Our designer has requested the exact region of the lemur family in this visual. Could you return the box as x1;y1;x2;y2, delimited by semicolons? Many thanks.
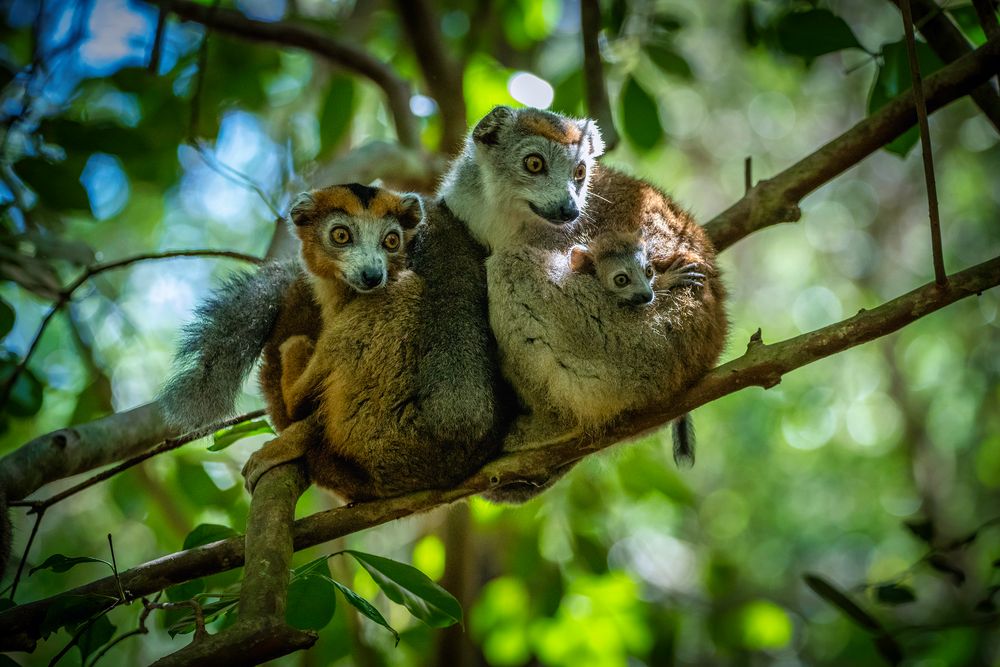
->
161;106;727;503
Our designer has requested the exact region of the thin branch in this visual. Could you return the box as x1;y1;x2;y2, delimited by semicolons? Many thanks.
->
148;6;167;74
393;0;467;154
581;0;619;151
149;0;419;148
901;0;947;286
190;140;283;219
4;255;997;651
704;35;1000;251
0;250;263;410
890;0;1000;131
744;156;752;193
8;509;44;601
188;0;221;140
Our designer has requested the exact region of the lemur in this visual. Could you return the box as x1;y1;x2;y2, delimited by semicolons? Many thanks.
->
238;185;499;499
463;129;727;501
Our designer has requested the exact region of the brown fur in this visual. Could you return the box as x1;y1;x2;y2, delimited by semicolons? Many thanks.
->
516;110;583;145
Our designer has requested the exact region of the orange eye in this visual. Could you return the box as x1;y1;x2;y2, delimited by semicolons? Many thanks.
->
523;154;545;174
574;162;587;181
645;265;654;279
383;232;400;251
614;274;630;287
331;226;352;245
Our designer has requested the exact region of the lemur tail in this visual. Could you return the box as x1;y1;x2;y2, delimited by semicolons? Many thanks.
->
672;413;696;468
158;261;300;431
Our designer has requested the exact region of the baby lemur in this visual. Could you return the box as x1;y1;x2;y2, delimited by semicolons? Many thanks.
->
240;185;496;499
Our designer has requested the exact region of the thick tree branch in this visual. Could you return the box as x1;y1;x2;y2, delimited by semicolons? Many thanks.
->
147;0;420;148
704;35;1000;251
393;0;467;154
3;255;997;651
889;0;1000;131
581;0;619;150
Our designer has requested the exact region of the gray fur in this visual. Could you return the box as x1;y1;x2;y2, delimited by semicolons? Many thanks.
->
159;261;301;430
571;241;656;307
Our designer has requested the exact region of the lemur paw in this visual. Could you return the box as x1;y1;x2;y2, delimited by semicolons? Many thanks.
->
657;257;707;290
242;448;293;494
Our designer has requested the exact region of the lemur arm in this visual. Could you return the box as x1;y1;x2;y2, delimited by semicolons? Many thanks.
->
279;335;324;422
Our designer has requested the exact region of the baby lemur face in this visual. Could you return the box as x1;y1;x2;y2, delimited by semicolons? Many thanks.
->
289;183;423;293
472;106;604;229
570;233;656;307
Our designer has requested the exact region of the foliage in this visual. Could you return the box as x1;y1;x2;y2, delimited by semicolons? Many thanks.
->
1;0;998;665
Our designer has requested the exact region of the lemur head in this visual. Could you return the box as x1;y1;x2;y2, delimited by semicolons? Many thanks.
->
289;183;423;293
446;106;604;248
570;231;656;307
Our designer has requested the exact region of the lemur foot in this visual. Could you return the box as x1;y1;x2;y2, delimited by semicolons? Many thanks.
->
241;421;312;493
657;256;706;290
505;414;583;452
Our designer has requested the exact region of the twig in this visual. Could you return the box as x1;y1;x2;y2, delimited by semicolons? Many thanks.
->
704;35;1000;251
146;598;208;641
9;409;266;514
190;140;283;219
901;0;947;286
972;0;1000;42
189;0;221;140
744;156;753;193
150;0;419;147
581;0;620;151
8;509;44;601
106;534;126;604
0;250;263;410
148;6;167;74
85;601;154;667
3;255;997;650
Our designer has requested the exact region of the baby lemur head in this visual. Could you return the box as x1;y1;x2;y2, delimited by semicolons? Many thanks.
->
289;183;423;292
570;231;656;307
446;106;604;247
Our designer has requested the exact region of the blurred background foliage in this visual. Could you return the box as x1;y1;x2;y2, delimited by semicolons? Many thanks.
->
1;0;999;664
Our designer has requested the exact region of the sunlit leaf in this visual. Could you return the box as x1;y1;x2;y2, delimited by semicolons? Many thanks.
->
330;578;399;644
775;9;862;60
874;584;916;605
30;554;112;577
803;574;882;632
183;523;238;550
210;419;274;452
948;6;989;47
346;550;462;628
77;613;115;663
286;575;337;631
620;76;663;151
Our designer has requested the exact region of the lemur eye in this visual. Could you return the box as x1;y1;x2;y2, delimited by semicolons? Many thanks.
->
523;154;546;174
383;232;401;251
330;226;352;245
614;273;630;287
574;162;587;181
645;265;654;279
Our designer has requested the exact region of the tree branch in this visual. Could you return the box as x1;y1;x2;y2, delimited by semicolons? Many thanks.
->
889;0;1000;132
704;35;1000;251
972;0;1000;43
393;0;467;154
4;255;997;651
147;0;420;148
581;0;620;150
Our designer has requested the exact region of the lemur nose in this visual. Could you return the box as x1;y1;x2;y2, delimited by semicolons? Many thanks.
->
557;201;580;222
633;291;654;305
361;269;383;288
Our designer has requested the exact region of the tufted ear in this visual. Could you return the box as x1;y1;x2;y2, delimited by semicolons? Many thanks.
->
577;119;605;158
289;191;316;226
569;245;596;274
473;106;515;146
397;193;424;229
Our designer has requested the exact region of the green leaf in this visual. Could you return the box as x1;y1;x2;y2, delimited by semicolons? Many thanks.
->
167;599;237;637
210;419;274;452
165;578;206;602
39;595;110;638
803;574;883;633
329;578;399;645
0;297;13;339
0;654;20;667
77;613;115;663
927;555;965;586
319;76;355;154
874;584;916;605
30;554;112;577
183;523;238;550
646;44;694;80
0;358;44;418
346;550;462;628
868;40;943;156
619;76;663;152
948;6;989;47
286;575;337;631
15;156;91;211
775;9;862;60
292;555;332;580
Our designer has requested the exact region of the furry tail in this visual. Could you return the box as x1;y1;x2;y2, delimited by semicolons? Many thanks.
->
672;413;696;468
158;261;300;431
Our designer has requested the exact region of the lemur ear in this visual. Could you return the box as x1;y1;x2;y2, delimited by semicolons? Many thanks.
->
289;191;316;226
569;245;596;274
577;119;605;158
397;193;424;229
473;106;515;146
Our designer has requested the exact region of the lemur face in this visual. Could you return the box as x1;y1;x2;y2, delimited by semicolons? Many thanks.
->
289;184;423;293
473;106;604;228
570;243;656;307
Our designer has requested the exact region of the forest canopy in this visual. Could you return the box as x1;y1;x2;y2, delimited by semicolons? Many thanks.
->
0;0;999;665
